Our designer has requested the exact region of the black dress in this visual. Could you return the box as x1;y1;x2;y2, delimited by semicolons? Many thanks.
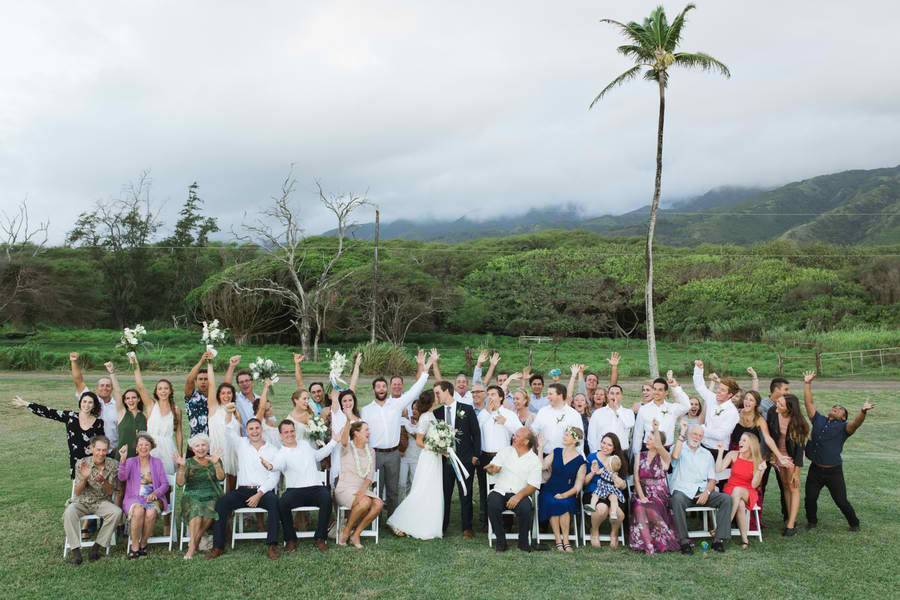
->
28;402;106;479
730;421;762;453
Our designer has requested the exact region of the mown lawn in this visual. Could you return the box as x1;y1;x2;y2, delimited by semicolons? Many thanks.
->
0;373;897;600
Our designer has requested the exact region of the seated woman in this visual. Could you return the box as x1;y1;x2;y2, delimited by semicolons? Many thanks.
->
538;427;586;552
334;421;383;548
629;421;680;554
176;434;224;559
716;433;766;548
118;433;169;559
584;433;628;548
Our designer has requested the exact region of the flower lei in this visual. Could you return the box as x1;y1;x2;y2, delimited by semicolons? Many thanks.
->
350;442;372;478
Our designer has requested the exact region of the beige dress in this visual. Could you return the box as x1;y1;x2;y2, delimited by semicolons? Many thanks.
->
334;443;378;507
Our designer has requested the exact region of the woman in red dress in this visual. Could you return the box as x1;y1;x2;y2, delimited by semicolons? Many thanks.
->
716;433;766;548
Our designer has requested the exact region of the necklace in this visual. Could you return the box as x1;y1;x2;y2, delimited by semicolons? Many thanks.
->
350;443;371;477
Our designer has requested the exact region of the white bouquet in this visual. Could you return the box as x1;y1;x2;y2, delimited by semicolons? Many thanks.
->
117;324;147;359
201;319;227;357
306;413;329;447
424;420;457;455
329;351;348;390
249;356;280;384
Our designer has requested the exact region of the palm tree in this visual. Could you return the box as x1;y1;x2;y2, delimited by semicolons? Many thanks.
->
589;3;729;377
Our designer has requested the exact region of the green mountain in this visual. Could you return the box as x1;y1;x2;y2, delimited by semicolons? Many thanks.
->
336;166;900;245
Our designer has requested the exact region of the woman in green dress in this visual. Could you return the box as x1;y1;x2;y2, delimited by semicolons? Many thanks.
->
105;362;149;457
176;433;224;559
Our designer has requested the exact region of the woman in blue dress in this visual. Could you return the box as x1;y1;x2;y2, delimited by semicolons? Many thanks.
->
538;426;587;552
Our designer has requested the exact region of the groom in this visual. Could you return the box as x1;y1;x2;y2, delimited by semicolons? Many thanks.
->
433;380;481;538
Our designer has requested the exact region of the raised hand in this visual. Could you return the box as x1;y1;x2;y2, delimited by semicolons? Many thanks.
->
666;370;677;387
709;372;720;383
225;402;237;414
202;350;215;362
69;352;80;362
355;352;364;366
694;359;704;370
127;353;137;367
173;453;186;467
104;361;115;374
716;442;727;452
490;352;501;366
679;421;688;436
607;352;620;367
803;370;816;384
229;355;242;367
209;454;221;464
429;348;440;363
119;445;128;461
506;372;522;383
292;353;305;365
570;363;580;375
758;461;767;472
862;400;875;414
477;350;489;365
12;395;28;408
79;460;92;479
746;366;758;378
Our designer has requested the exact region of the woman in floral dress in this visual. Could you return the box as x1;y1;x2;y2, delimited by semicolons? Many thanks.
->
629;421;680;554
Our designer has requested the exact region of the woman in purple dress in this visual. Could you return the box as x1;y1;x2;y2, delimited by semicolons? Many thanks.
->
629;420;680;554
118;433;169;559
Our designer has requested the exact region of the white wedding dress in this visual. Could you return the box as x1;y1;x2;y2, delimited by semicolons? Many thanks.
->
148;402;177;476
387;412;444;539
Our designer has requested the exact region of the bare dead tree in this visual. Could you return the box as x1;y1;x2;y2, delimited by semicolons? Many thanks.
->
0;199;49;321
198;282;286;345
231;168;367;359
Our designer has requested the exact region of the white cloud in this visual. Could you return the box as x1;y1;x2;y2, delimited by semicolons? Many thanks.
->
1;0;898;241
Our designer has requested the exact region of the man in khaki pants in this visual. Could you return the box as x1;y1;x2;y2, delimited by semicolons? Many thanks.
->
63;435;122;564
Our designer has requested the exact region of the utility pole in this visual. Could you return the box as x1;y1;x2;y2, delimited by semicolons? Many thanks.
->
370;207;380;344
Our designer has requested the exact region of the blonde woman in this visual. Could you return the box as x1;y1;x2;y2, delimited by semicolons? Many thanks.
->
716;433;766;548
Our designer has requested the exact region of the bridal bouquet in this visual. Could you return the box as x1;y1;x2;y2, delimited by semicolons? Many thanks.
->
249;356;280;384
117;324;147;359
329;351;348;390
425;421;457;455
201;319;227;358
306;414;329;447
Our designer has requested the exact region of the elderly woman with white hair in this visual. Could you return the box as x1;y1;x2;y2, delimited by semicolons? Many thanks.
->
175;434;224;559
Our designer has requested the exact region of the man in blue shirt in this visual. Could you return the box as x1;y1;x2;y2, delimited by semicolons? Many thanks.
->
669;422;733;554
802;371;873;531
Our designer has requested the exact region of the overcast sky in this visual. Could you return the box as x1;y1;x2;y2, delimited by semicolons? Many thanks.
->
2;0;898;243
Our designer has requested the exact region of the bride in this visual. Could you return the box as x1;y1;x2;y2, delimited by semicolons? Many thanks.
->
387;390;444;539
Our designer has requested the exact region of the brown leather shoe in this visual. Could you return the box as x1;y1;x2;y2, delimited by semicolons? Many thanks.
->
314;539;328;552
463;529;474;540
267;545;280;560
206;547;224;560
284;540;298;553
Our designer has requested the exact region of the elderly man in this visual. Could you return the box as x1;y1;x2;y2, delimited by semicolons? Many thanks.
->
208;408;280;560
63;435;122;565
484;427;542;552
803;372;873;531
669;422;732;554
265;420;337;552
70;353;118;450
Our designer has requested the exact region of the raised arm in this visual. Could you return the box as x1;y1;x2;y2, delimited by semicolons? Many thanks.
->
500;372;522;396
671;421;687;461
747;367;759;393
692;360;717;406
715;445;735;472
293;353;305;390
607;352;620;386
846;401;874;435
472;350;488;385
185;352;211;397
340;412;352;447
104;362;124;416
70;352;87;395
431;348;443;383
668;370;691;415
802;371;817;420
482;352;500;387
255;379;272;422
206;358;218;416
349;352;362;392
566;364;581;399
13;396;67;422
129;355;153;417
224;355;241;385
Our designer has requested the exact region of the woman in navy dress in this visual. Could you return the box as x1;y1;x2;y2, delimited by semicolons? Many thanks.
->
538;427;586;552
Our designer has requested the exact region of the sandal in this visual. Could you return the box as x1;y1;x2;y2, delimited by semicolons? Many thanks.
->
563;544;574;553
127;549;140;560
741;537;750;549
555;543;565;552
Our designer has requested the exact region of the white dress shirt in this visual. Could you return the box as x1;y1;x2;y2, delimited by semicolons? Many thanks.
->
225;419;279;493
693;367;740;449
81;387;119;449
489;446;543;495
477;407;522;453
631;385;691;451
588;405;636;454
272;440;336;489
360;373;429;449
532;403;584;453
454;390;474;406
235;390;259;436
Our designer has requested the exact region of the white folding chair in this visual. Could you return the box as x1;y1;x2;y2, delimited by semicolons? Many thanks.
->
731;507;763;542
534;489;581;548
336;471;379;544
127;474;177;551
288;471;329;541
179;479;226;551
684;469;730;539
485;474;538;547
63;481;116;558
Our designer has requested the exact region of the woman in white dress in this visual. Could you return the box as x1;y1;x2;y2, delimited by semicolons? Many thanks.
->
329;388;361;486
387;390;444;540
131;356;183;476
206;363;237;487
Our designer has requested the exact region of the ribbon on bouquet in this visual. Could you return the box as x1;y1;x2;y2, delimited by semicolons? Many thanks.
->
447;447;470;496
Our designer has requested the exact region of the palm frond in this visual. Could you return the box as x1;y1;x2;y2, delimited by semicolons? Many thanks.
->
648;6;669;48
600;18;655;49
664;3;697;51
617;44;655;62
589;65;643;109
673;51;731;77
643;68;665;86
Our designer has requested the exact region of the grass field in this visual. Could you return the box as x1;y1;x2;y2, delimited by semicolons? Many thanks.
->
0;371;897;600
2;327;900;378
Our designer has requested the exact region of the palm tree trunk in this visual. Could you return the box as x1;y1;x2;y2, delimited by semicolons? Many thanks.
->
645;78;666;379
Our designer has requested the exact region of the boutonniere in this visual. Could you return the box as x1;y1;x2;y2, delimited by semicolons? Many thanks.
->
556;415;565;424
714;407;724;417
660;408;670;417
457;409;466;419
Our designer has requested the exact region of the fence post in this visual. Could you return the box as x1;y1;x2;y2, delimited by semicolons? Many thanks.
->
464;347;473;373
777;352;784;376
880;349;885;372
815;351;822;376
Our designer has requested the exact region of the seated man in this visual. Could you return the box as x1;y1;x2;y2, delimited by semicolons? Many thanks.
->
484;427;542;552
208;408;280;560
669;423;732;554
63;435;122;565
264;419;336;552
